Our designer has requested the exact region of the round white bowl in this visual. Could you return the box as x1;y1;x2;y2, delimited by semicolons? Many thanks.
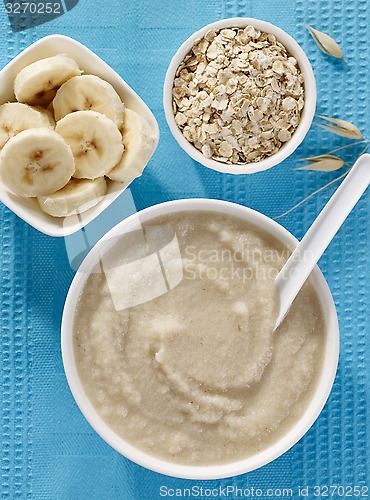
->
61;199;339;480
163;18;316;175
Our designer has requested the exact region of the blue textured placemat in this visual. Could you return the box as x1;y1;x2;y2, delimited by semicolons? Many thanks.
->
0;0;369;498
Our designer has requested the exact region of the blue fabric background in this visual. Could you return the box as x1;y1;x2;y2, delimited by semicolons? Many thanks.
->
0;0;369;498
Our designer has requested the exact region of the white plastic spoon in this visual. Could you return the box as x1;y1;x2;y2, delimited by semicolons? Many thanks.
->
274;153;370;330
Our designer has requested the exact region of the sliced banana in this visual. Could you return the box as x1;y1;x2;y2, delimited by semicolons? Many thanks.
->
53;75;125;128
0;102;55;151
38;177;107;217
0;128;75;197
14;54;82;107
107;109;156;183
55;110;124;179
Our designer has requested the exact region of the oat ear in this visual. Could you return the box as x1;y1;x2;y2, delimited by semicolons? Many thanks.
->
317;116;363;140
305;25;346;61
295;154;345;172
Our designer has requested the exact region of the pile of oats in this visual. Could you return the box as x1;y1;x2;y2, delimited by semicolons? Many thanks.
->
172;26;305;165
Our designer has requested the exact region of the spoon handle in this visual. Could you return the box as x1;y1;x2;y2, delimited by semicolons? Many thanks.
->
274;153;370;330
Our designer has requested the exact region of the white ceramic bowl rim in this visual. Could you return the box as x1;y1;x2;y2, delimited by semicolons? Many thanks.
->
163;18;317;174
62;199;339;480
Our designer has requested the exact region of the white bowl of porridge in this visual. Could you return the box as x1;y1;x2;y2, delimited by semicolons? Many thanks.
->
61;199;339;479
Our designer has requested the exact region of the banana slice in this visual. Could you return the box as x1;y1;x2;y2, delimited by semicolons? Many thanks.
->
38;177;107;217
0;128;75;197
107;109;156;183
14;54;82;107
0;102;55;151
53;75;125;128
55;110;124;179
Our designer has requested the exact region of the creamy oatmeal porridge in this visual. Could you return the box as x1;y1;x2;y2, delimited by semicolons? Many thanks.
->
73;211;325;465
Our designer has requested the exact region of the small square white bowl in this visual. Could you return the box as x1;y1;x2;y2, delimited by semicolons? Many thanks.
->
0;34;160;237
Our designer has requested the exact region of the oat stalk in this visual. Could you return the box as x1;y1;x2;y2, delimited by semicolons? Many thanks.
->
276;141;369;219
274;170;350;220
324;139;369;155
